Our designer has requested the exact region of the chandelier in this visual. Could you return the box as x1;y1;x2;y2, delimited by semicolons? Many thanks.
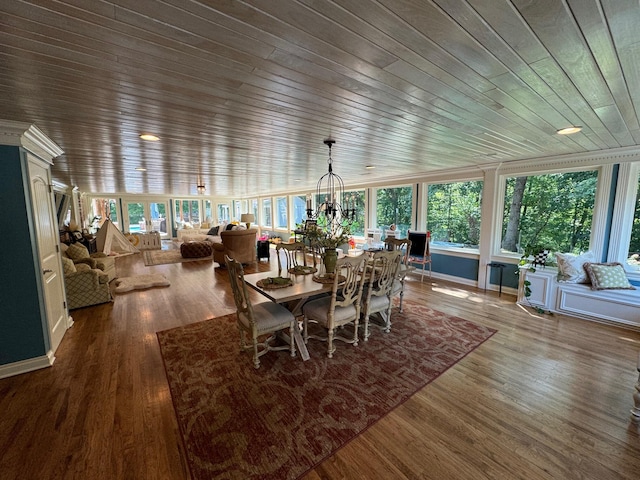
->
306;139;356;236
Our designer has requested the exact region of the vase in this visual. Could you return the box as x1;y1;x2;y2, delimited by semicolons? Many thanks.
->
323;248;338;274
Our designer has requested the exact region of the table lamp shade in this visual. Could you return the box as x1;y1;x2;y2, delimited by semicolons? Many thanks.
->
241;214;255;229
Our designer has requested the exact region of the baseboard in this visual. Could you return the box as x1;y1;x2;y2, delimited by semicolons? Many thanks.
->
0;351;55;379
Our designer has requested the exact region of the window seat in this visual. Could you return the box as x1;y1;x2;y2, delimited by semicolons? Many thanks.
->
517;266;640;331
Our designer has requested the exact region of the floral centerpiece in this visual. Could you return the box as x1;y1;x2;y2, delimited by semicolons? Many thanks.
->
304;224;351;249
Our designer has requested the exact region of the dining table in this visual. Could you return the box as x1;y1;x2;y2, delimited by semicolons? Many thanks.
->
243;270;336;361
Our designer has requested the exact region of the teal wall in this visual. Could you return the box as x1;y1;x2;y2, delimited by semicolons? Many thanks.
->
0;145;48;365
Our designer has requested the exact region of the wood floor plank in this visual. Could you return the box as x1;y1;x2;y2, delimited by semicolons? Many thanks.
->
0;244;639;479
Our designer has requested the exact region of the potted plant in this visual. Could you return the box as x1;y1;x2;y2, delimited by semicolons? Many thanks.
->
305;224;351;274
518;244;553;314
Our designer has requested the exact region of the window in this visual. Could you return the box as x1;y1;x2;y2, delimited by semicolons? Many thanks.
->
291;195;307;229
262;198;272;227
625;170;640;271
275;197;287;229
427;180;482;248
501;171;597;255
376;186;413;237
204;200;212;223
174;199;200;225
344;189;365;236
90;198;119;230
217;203;230;223
250;199;258;224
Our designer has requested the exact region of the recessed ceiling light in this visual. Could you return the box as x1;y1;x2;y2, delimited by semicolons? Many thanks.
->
365;165;376;169
556;126;582;135
135;167;147;172
139;133;160;141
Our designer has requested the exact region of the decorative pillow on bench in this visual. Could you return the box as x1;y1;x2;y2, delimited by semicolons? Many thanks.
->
556;251;596;283
583;262;635;290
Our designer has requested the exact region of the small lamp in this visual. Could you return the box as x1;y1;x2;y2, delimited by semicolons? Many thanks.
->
241;213;255;229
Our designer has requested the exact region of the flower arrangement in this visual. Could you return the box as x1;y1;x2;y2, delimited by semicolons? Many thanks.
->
305;224;351;249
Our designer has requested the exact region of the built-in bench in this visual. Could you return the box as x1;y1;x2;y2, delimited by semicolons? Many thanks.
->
517;266;640;331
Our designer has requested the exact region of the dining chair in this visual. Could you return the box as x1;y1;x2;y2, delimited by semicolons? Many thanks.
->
225;255;297;368
383;237;414;312
276;241;312;274
302;255;367;358
361;250;402;340
407;230;432;281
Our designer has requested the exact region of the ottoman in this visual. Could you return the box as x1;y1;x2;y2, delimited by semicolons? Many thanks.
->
180;241;213;258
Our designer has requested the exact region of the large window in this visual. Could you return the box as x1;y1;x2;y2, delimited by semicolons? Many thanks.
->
344;189;365;236
626;171;640;271
217;203;230;223
90;198;119;230
291;195;307;229
501;171;597;255
275;196;288;229
376;186;413;237
262;198;272;227
174;199;200;225
427;180;482;248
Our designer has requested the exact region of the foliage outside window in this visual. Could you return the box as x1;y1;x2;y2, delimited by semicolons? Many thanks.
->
174;199;200;224
427;180;482;248
376;186;413;237
91;198;119;229
501;171;597;255
626;172;640;270
262;198;272;227
344;189;365;236
250;199;258;224
275;197;287;229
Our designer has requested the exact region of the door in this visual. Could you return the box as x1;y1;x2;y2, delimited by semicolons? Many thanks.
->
28;154;69;353
125;200;169;238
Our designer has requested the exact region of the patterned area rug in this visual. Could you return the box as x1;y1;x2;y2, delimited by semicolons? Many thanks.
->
142;249;218;266
157;302;496;480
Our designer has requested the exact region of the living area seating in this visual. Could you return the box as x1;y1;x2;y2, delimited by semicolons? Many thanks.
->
61;242;117;282
225;255;296;368
212;229;258;266
60;256;111;310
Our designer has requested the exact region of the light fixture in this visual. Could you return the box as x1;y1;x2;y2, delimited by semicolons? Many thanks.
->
197;183;206;195
135;167;147;172
306;139;356;237
139;133;160;141
240;213;255;229
557;126;582;135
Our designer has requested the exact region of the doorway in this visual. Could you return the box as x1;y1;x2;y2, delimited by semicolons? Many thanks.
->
124;200;170;238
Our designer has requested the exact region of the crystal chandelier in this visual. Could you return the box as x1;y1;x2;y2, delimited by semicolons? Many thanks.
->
306;139;356;237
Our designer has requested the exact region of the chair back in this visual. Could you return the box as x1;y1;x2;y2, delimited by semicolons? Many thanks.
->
384;237;411;266
276;242;308;274
327;255;367;323
366;250;402;299
225;255;255;327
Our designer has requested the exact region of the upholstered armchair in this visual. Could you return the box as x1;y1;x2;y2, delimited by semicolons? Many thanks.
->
213;229;258;266
60;257;112;310
61;242;117;281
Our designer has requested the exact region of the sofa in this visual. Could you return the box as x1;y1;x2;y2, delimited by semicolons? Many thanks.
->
60;256;112;310
213;229;258;266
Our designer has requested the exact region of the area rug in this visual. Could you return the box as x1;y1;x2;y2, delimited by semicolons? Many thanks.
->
157;301;496;480
142;249;218;267
113;273;170;293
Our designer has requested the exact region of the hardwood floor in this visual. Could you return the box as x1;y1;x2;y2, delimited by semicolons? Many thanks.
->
1;246;639;479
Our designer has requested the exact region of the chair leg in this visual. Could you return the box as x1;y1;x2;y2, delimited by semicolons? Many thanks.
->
399;283;405;313
252;337;260;369
288;323;297;357
327;328;335;358
363;314;370;341
352;318;359;347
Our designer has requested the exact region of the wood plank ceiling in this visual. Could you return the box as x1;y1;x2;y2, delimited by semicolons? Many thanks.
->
1;0;640;197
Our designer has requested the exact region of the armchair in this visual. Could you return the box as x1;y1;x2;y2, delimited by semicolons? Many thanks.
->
61;242;117;281
61;257;111;310
213;228;258;266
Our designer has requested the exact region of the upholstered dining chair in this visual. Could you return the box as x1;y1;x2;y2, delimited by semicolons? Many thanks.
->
384;237;414;312
225;255;297;368
407;230;432;281
302;255;367;358
361;250;402;341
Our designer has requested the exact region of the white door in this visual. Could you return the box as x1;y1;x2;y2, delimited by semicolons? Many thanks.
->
28;154;69;353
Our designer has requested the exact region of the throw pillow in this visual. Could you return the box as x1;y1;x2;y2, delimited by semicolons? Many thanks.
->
584;262;635;290
207;226;219;236
555;251;596;283
226;223;235;231
65;242;90;262
61;256;76;275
